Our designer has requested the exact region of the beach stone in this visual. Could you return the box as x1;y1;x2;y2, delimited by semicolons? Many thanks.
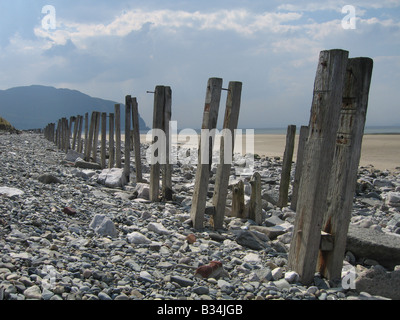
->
388;213;400;228
271;267;284;280
148;222;171;235
387;192;400;207
38;174;62;184
65;150;84;162
127;232;152;245
250;224;290;240
75;158;102;170
284;271;300;283
24;285;42;300
373;179;395;188
346;224;400;269
0;187;24;198
355;267;400;299
97;168;127;188
89;214;118;238
133;183;150;200
171;275;194;287
234;230;269;251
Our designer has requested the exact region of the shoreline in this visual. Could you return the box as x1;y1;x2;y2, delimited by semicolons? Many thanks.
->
136;133;399;172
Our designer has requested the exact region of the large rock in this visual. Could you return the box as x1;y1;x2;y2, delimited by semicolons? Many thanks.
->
355;267;400;299
97;168;127;188
38;174;62;184
250;223;292;240
65;149;84;162
386;192;400;207
132;183;150;200
346;224;400;270
0;187;24;198
234;230;270;251
89;214;118;238
75;158;102;170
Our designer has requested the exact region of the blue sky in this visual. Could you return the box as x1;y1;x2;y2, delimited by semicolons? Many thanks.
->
1;0;399;129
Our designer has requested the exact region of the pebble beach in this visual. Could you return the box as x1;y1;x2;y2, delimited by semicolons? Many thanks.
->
1;131;400;301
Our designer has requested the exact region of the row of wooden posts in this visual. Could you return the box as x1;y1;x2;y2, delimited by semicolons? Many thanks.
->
43;49;373;286
43;97;143;183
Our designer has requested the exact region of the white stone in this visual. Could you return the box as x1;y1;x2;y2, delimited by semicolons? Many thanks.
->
271;267;284;280
97;168;127;188
148;222;171;235
284;271;300;283
0;186;24;198
127;232;152;245
387;192;400;207
243;252;261;264
89;214;118;238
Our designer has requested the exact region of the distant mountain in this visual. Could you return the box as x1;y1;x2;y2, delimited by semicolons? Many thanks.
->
0;85;149;130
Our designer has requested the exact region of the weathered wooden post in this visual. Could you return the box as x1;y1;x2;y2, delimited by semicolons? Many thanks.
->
162;87;173;201
232;180;246;219
85;112;96;162
149;87;165;202
317;57;374;281
290;126;309;211
190;78;223;229
288;49;349;285
56;119;61;149
101;112;107;168
63;118;70;153
77;115;83;154
125;97;132;182
108;113;115;169
92;112;101;163
72;116;78;150
115;104;122;168
277;125;296;208
212;81;242;230
248;172;262;225
131;98;143;182
84;113;89;155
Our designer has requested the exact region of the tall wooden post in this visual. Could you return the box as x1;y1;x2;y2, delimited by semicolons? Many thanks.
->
162;87;173;201
92;112;101;163
101;112;107;168
77;115;83;154
288;49;349;285
190;78;223;229
72;116;78;150
84;113;89;155
277;125;296;208
149;86;165;202
115;104;122;168
85;112;96;162
131;98;143;182
290;126;309;211
125;97;132;182
108;113;115;169
317;57;373;281
212;81;242;229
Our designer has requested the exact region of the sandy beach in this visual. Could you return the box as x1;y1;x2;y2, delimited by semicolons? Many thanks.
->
139;133;400;172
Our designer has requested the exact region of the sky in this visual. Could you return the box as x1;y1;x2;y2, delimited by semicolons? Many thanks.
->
0;0;399;129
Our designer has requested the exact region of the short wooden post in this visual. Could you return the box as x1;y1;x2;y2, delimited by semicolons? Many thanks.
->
115;104;122;168
124;97;132;181
108;113;115;169
248;172;262;224
162;87;173;201
288;49;349;285
190;78;223;229
277;125;296;208
101;112;107;168
77;115;83;154
212;81;242;230
317;57;374;281
92;112;101;163
149;86;165;202
85;112;96;162
290;126;309;211
232;180;246;219
131;98;143;182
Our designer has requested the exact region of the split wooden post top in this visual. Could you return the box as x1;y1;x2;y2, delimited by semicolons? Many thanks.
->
317;57;374;281
212;81;242;230
190;78;223;230
288;49;349;285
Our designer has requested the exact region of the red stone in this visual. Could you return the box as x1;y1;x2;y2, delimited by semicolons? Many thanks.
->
63;207;77;216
